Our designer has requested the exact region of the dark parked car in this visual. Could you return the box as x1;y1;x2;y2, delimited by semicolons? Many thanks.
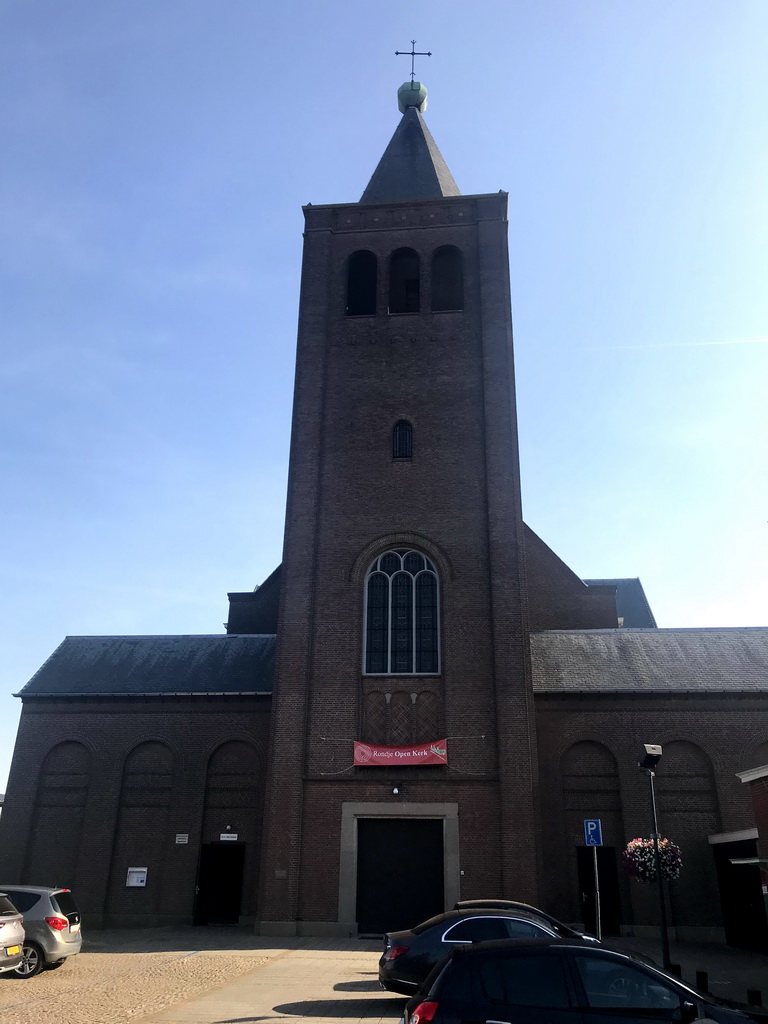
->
454;899;600;944
0;886;82;978
379;908;561;995
403;939;768;1024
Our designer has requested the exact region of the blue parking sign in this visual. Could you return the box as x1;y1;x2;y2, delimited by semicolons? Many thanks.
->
584;819;603;846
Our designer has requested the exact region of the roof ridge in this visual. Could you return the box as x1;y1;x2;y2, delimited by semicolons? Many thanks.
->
61;633;278;640
533;626;768;634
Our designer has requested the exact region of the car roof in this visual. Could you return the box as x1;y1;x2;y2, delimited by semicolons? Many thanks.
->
0;885;68;895
452;937;630;957
452;908;551;919
455;900;546;911
412;907;559;933
453;900;583;929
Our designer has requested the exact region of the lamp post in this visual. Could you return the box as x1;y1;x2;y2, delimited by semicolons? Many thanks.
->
638;744;671;970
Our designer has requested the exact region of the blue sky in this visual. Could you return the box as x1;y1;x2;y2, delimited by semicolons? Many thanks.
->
1;0;767;790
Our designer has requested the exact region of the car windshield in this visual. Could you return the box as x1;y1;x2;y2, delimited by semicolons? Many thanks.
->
580;954;709;1004
2;890;41;913
52;891;79;916
412;913;451;935
0;895;19;916
638;961;709;1002
456;902;577;936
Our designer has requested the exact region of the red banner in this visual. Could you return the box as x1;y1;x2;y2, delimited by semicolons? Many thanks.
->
354;739;448;766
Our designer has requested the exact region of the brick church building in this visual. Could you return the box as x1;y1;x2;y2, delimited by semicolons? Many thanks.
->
1;81;767;948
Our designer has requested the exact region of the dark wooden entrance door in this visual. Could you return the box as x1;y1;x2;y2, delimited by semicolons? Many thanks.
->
712;838;768;951
577;845;622;936
356;818;444;934
194;842;246;925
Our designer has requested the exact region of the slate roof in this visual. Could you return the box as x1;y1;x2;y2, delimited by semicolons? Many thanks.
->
583;577;657;627
17;635;276;698
360;106;461;203
531;628;768;694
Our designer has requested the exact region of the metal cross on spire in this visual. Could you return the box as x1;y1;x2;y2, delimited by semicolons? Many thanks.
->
395;40;432;81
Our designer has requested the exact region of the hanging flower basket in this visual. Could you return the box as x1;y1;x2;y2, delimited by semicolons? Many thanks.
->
622;838;682;882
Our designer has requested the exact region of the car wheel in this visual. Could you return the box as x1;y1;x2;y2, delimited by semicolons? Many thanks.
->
45;959;67;970
11;942;45;979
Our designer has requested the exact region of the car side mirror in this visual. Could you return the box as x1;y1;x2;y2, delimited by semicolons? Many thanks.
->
681;1001;698;1024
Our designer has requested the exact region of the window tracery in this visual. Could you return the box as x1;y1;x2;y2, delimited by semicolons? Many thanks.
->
364;549;439;674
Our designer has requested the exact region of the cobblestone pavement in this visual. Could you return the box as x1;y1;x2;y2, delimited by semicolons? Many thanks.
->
142;941;404;1024
0;928;272;1024
0;930;398;1024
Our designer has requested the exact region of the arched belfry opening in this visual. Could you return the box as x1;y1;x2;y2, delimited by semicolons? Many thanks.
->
389;248;420;314
431;245;463;311
346;250;377;316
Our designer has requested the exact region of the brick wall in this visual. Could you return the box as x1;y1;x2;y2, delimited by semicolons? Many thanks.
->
0;696;271;926
536;694;761;936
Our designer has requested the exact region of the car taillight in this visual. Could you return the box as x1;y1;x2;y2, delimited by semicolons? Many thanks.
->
45;916;68;931
384;944;409;961
411;1001;439;1024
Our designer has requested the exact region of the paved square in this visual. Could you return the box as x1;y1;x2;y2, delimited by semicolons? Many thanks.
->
0;932;406;1024
144;943;406;1024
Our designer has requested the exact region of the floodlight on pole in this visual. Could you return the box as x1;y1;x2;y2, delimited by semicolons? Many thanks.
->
637;743;671;970
639;744;663;771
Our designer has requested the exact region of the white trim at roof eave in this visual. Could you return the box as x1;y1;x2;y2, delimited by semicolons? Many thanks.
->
736;763;768;784
531;626;768;634
708;828;759;844
532;686;768;694
16;690;273;698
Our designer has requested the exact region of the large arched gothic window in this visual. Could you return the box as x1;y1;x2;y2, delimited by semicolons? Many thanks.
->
364;549;439;674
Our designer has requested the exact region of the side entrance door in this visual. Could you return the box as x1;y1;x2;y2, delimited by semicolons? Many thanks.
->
194;842;246;925
712;838;768;951
576;845;622;936
356;818;444;934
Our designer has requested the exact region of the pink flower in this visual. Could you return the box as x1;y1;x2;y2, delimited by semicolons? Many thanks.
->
622;838;682;882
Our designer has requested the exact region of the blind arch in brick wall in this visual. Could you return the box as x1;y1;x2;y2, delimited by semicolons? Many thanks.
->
27;740;91;886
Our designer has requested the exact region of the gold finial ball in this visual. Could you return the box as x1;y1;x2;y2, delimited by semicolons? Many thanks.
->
398;81;428;113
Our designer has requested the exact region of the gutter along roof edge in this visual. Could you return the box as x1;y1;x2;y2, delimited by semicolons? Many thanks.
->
15;690;273;699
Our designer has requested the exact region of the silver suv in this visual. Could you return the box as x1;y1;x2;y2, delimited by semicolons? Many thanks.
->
0;886;82;978
0;893;25;974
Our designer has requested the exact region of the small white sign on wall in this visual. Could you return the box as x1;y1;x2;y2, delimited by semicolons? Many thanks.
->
126;867;147;887
219;833;238;842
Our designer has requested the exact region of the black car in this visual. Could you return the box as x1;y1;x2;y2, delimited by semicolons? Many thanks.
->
379;908;561;995
454;900;601;944
404;939;768;1024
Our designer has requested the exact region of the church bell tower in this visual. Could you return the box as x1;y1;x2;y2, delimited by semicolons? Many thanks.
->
257;79;541;935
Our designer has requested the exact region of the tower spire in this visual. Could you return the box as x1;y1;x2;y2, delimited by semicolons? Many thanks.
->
359;79;460;204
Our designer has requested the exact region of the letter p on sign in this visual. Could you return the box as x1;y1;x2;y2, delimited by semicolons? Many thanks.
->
584;819;603;846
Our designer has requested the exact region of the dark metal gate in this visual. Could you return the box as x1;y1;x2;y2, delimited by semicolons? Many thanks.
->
577;845;622;936
356;818;444;934
712;838;768;951
194;842;246;925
